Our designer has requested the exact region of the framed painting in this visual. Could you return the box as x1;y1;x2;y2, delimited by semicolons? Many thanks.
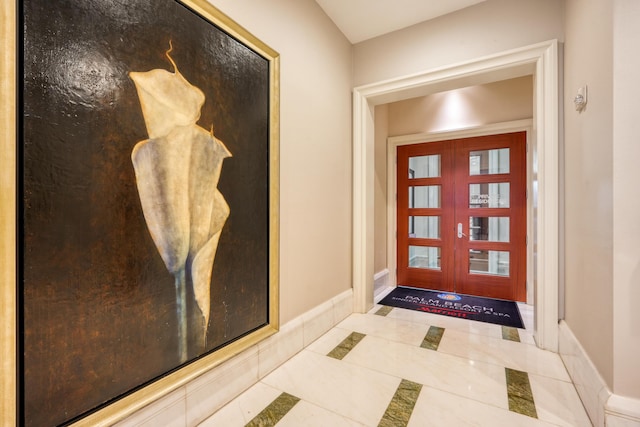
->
2;0;279;425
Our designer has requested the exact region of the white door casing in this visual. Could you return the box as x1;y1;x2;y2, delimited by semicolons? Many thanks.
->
352;40;560;351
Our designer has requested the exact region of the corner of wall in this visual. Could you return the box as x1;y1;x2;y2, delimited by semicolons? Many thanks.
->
557;320;640;427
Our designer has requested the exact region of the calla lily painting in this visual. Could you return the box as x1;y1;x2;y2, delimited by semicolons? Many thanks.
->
20;0;277;425
130;44;232;362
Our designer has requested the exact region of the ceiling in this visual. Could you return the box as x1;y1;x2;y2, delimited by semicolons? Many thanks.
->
314;0;486;44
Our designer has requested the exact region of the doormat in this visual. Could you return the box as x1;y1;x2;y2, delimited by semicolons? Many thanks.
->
379;287;524;329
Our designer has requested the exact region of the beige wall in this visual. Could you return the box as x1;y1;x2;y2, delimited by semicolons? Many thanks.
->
388;76;533;136
564;0;614;389
564;0;640;402
612;0;640;400
209;0;353;323
353;0;565;86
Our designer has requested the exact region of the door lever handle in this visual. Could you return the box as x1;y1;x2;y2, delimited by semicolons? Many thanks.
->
457;223;467;239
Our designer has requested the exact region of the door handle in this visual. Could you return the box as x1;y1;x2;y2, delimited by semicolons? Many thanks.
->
457;223;467;239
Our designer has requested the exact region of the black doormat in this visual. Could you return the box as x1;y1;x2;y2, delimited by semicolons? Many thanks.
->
379;287;524;329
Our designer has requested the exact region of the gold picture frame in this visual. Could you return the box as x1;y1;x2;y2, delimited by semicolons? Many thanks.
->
2;0;279;424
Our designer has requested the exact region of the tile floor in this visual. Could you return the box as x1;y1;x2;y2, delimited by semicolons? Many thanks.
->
200;303;592;426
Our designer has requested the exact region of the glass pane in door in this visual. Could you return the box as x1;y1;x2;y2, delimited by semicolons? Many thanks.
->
409;216;440;239
469;183;510;208
469;148;510;175
409;155;440;178
409;186;441;208
469;217;510;242
409;246;441;270
469;250;510;276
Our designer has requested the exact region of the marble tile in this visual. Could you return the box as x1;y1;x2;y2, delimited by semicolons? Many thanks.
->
245;392;300;427
529;372;592;427
375;305;393;316
379;379;422;427
518;303;535;332
185;347;260;426
114;387;186;427
276;399;367;427
260;349;401;426
408;386;557;427
194;303;590;427
327;331;366;360
502;326;521;342
343;334;509;409
519;328;537;346
199;382;282;427
336;312;431;347
506;367;538;418
305;326;354;356
420;326;444;351
438;327;571;381
387;306;504;340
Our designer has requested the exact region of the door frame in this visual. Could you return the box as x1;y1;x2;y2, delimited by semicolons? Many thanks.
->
387;122;533;303
353;40;560;351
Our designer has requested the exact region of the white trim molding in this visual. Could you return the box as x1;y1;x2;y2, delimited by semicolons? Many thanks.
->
373;268;390;292
606;395;640;427
353;40;560;351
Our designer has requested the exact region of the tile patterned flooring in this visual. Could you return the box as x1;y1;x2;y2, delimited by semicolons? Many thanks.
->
200;303;592;426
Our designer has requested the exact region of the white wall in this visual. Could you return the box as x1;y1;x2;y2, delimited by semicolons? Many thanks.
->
564;0;640;411
208;0;353;323
564;0;614;390
612;0;640;401
353;0;564;86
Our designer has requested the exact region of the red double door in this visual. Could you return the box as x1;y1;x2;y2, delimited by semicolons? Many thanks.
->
397;132;526;302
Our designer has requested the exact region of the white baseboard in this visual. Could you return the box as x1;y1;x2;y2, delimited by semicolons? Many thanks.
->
114;289;354;427
606;395;640;426
374;269;391;301
559;321;640;427
374;268;389;288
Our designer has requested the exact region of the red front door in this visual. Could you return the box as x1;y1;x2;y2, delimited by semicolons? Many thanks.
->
396;132;526;301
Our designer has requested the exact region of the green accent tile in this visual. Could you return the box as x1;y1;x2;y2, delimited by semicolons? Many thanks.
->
420;326;445;350
327;332;366;360
375;305;393;316
245;392;300;427
502;326;521;342
378;379;422;427
506;368;538;419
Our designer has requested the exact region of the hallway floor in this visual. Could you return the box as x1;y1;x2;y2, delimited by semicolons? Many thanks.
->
200;302;592;426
